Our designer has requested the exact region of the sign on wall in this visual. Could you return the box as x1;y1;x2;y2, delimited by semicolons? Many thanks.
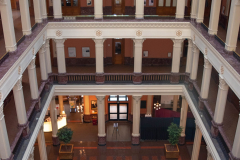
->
143;51;148;57
82;47;90;57
68;47;76;57
149;0;154;6
87;0;92;6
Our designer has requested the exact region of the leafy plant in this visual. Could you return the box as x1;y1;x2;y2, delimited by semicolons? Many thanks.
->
57;127;73;145
167;123;183;146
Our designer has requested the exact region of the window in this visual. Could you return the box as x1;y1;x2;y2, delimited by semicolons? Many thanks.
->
141;101;147;109
109;95;128;101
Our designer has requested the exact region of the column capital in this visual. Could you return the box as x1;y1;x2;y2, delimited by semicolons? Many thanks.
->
172;39;184;47
45;39;50;45
93;39;105;44
14;76;23;90
204;57;212;69
0;102;4;121
133;39;145;44
39;45;46;55
188;39;193;47
195;120;200;129
54;39;66;47
181;95;186;99
132;95;142;102
96;95;105;103
219;75;229;90
28;57;36;70
192;44;199;52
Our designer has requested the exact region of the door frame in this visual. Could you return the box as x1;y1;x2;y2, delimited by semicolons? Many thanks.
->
112;39;125;64
108;103;128;121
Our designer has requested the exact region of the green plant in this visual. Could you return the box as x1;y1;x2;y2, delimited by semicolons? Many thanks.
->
167;123;183;146
57;127;73;145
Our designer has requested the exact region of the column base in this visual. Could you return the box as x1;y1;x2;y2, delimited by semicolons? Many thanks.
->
42;80;50;91
170;73;180;84
84;114;91;123
198;97;207;110
96;73;105;84
57;74;68;84
48;73;54;84
98;135;106;146
188;78;195;91
2;154;14;160
223;48;234;55
133;73;142;84
52;136;60;146
210;120;222;138
178;135;186;145
184;72;190;84
229;152;240;160
132;135;140;145
18;121;30;138
145;114;152;117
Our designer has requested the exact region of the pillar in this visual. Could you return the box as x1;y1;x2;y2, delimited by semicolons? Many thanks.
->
176;0;185;19
54;39;67;84
40;0;47;19
185;39;193;74
225;0;240;51
133;39;144;84
19;0;32;35
199;57;212;110
84;95;91;122
190;0;198;19
37;126;48;160
94;0;103;19
132;95;142;145
0;0;17;51
28;57;39;100
45;40;52;74
145;95;152;117
53;0;62;19
33;0;42;23
97;96;106;146
171;39;183;83
135;0;144;19
188;44;200;90
179;96;188;145
172;95;178;111
94;39;105;84
28;147;34;160
13;77;29;137
191;121;202;160
58;95;64;115
208;0;221;35
39;45;48;81
230;114;240;159
50;97;60;146
206;146;214;160
211;75;229;138
196;0;206;23
0;103;13;160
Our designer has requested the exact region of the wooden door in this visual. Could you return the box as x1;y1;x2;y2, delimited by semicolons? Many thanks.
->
112;0;125;15
204;0;212;18
11;0;16;9
112;39;124;64
156;0;176;15
62;0;81;16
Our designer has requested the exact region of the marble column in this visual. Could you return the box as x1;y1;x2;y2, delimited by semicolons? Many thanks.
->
37;125;48;160
13;77;29;137
40;0;47;19
94;39;105;84
39;45;48;81
135;0;144;19
28;147;34;160
179;96;188;145
196;0;206;23
208;0;221;35
145;95;152;117
132;95;142;145
191;121;202;160
188;44;200;90
58;95;64;115
53;0;62;19
190;0;198;20
172;95;178;112
171;39;183;83
185;40;193;76
0;0;17;51
33;0;42;23
211;75;229;137
50;97;60;146
225;0;240;51
84;95;91;122
133;39;144;84
199;57;212;110
230;114;240;159
97;96;106;146
19;0;32;35
206;146;214;160
54;39;67;84
45;39;52;74
0;103;13;160
176;0;185;19
94;0;103;19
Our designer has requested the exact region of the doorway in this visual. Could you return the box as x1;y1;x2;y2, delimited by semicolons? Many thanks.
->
156;0;176;15
112;0;125;15
112;39;125;64
109;103;128;121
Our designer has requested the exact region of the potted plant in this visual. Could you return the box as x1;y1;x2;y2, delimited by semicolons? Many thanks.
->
57;127;74;160
164;123;183;159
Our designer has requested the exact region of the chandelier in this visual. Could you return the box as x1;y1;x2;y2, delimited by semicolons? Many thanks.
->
154;101;161;110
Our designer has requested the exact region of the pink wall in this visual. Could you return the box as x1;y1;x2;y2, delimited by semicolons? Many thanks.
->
80;0;94;7
125;0;134;6
104;39;113;57
125;39;134;57
103;0;112;6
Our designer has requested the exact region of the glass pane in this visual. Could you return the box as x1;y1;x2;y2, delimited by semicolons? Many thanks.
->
119;104;127;113
110;104;117;113
165;0;171;6
158;0;164;6
66;0;71;6
61;0;64;6
109;95;117;101
172;0;177;6
119;95;127;101
119;114;127;119
110;114;118;119
115;0;122;5
73;0;78;6
115;42;122;55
